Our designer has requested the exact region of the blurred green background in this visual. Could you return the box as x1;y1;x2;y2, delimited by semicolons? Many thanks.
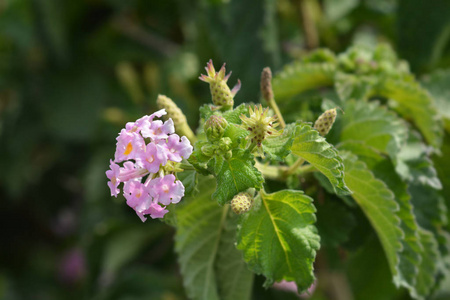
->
1;0;450;299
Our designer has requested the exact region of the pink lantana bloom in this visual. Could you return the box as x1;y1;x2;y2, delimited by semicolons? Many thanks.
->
148;174;185;205
141;119;175;141
114;130;145;162
123;181;150;209
142;202;169;219
106;110;192;222
160;134;193;162
106;160;121;197
140;143;168;173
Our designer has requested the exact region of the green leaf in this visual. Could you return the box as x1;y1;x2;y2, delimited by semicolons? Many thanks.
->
414;228;441;298
177;169;198;198
216;212;254;300
334;72;375;100
341;151;404;282
223;124;248;149
396;131;442;190
290;123;350;195
175;176;253;300
236;189;320;292
409;182;448;256
346;236;401;300
339;100;408;162
222;103;248;124
272;62;335;100
261;123;294;162
374;78;443;148
339;142;427;299
212;149;264;205
433;133;450;231
189;140;213;175
421;69;450;131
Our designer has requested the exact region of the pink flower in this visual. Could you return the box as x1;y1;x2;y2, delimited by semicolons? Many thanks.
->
272;280;316;299
123;181;151;209
106;109;192;222
148;174;184;205
143;201;169;219
114;130;145;162
141;119;175;141
118;161;148;182
106;160;121;197
140;143;167;173
160;134;193;162
124;109;167;133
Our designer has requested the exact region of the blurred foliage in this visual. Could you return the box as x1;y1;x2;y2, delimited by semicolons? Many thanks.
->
0;0;449;299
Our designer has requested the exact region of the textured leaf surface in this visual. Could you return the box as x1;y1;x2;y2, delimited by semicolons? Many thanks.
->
375;79;442;148
262;123;294;161
413;228;440;298
175;176;253;300
422;69;450;131
177;169;198;198
340;101;408;161
341;151;403;279
212;149;264;205
339;142;426;298
291;123;350;195
237;190;320;292
272;62;335;100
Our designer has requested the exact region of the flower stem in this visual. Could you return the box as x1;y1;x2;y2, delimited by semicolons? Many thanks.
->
255;161;287;181
179;162;195;171
286;157;305;176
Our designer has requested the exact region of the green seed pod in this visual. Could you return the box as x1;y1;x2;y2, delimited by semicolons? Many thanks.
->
314;108;337;136
230;192;253;215
204;115;228;142
157;94;196;142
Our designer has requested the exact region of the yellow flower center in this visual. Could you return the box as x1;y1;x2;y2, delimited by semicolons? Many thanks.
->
124;142;133;155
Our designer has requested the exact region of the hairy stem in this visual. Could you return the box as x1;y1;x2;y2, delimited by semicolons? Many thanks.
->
286;157;305;176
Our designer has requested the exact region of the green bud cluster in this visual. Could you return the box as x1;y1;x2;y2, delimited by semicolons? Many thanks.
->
204;115;228;142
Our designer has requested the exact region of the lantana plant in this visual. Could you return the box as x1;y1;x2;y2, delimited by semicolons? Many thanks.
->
107;45;450;300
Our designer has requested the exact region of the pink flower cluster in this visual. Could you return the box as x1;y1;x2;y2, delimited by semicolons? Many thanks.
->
106;109;193;221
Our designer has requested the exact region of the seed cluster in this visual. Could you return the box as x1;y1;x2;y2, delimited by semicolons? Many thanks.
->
231;192;253;215
314;108;337;136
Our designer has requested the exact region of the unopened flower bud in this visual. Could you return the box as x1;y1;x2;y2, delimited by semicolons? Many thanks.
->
204;115;228;141
201;144;216;157
231;192;253;215
199;60;241;110
218;137;232;152
314;108;337;136
157;94;196;142
261;67;273;102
